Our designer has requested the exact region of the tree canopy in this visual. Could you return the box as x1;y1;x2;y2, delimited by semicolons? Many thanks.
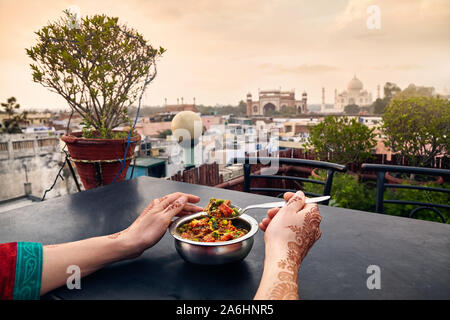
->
305;116;377;166
1;97;27;134
382;96;450;167
344;104;360;114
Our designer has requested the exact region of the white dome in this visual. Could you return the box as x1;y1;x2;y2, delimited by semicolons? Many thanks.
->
347;75;363;91
171;111;202;142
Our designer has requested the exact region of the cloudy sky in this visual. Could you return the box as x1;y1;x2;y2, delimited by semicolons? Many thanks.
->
0;0;449;109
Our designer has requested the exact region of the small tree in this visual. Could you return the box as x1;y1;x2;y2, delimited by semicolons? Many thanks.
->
372;98;387;114
26;11;165;139
305;116;377;166
372;82;401;114
1;97;28;133
157;129;172;139
383;82;401;100
382;96;450;167
395;84;435;99
344;104;360;114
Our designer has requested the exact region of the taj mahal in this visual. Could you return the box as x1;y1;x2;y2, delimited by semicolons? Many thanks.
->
331;75;373;112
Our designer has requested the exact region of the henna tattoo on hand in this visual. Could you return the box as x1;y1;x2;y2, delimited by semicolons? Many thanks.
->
107;228;129;240
107;232;121;239
268;205;322;300
137;195;170;221
287;195;304;206
45;244;60;248
165;200;183;212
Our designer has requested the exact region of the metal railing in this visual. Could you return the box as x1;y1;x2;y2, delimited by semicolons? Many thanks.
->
230;157;347;205
361;164;450;222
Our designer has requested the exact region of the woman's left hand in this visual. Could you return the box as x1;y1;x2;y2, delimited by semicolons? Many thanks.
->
118;192;203;256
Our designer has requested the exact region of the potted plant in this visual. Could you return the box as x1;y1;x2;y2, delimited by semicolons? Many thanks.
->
26;11;164;189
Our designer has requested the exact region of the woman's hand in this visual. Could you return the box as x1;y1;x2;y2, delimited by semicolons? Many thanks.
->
254;191;322;300
260;191;322;265
40;192;203;296
117;192;203;257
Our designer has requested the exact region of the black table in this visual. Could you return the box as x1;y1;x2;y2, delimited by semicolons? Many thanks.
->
1;176;449;299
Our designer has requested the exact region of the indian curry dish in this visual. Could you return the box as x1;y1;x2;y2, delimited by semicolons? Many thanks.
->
204;198;239;218
177;198;248;242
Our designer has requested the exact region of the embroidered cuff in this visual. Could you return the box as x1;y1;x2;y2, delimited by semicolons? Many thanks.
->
13;242;43;300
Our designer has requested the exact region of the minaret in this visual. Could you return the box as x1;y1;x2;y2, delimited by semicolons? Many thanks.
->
321;87;325;113
377;85;380;99
177;98;179;105
334;88;337;110
302;91;307;113
181;97;184;105
164;98;167;106
193;97;196;106
246;92;252;116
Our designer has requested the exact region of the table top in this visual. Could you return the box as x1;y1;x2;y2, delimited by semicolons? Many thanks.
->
1;176;449;300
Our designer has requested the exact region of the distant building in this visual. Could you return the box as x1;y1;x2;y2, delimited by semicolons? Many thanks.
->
246;89;307;116
437;87;450;100
23;112;52;126
164;104;198;113
334;75;372;112
0;112;52;131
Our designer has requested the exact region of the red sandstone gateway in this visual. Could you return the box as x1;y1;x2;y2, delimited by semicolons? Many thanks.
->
62;132;141;190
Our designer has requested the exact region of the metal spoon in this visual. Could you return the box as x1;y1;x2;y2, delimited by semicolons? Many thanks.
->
229;195;330;219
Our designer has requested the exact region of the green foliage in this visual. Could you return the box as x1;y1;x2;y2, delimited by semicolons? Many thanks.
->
344;104;360;114
383;82;401;100
26;11;164;139
304;172;449;223
382;96;450;167
303;172;376;212
372;98;388;114
1;97;28;134
305;116;377;165
81;115;129;139
157;129;172;139
384;183;450;224
371;82;401;114
395;84;435;99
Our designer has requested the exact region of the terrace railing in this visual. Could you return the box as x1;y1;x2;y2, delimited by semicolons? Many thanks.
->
230;157;347;205
361;164;450;223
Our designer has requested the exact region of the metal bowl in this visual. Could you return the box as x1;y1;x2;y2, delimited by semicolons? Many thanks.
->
169;212;259;265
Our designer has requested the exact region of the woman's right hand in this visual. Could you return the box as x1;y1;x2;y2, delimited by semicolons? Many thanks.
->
259;191;322;270
254;191;323;300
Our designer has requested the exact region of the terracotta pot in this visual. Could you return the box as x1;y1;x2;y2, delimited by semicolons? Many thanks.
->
61;131;141;190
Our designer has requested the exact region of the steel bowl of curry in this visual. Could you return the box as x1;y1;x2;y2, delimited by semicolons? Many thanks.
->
169;199;259;265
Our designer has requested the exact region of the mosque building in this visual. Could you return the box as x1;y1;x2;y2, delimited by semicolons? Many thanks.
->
246;89;307;116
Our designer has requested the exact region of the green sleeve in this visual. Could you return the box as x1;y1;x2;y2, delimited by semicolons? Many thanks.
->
13;242;43;300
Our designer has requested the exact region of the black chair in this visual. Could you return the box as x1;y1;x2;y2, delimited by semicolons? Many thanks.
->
230;157;347;205
361;164;450;223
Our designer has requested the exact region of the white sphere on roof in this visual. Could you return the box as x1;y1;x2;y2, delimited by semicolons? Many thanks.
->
171;111;202;142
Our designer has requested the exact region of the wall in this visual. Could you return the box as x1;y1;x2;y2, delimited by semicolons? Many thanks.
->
0;134;78;201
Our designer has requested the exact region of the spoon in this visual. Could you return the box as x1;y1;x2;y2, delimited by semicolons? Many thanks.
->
228;195;330;219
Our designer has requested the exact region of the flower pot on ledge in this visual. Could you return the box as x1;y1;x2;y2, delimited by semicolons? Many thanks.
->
62;131;141;190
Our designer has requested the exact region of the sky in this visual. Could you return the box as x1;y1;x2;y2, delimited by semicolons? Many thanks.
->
0;0;449;110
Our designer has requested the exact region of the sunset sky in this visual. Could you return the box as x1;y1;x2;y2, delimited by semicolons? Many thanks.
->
0;0;449;109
